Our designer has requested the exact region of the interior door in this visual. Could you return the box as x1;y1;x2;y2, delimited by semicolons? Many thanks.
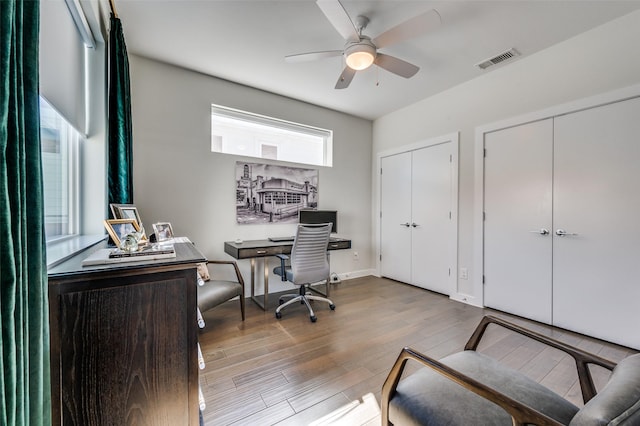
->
411;143;453;294
380;152;412;283
553;97;640;349
483;119;553;324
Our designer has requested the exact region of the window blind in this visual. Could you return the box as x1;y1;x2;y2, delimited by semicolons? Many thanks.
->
39;0;87;133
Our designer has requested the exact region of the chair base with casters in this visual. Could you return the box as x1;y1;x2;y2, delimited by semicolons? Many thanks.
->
274;281;335;322
273;222;336;323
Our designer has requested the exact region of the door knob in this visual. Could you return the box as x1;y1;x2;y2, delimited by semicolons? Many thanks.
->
555;229;578;236
529;228;549;235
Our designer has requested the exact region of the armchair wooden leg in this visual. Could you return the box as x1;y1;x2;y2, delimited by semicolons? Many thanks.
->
240;295;245;321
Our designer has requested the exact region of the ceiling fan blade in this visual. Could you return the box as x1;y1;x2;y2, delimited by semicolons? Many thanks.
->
374;53;419;78
372;9;441;49
316;0;360;43
285;50;343;63
335;66;356;89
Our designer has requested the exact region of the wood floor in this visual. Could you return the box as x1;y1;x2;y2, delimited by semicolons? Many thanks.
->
197;276;635;425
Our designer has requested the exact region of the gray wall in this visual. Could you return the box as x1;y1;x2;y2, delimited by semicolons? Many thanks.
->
129;56;374;293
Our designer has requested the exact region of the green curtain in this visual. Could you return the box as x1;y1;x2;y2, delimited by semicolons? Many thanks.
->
0;1;51;425
107;12;133;205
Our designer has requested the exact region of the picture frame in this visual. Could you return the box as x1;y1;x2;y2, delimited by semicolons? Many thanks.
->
235;161;319;225
110;204;146;240
104;219;141;247
110;203;142;224
153;222;174;242
118;206;142;224
109;203;127;219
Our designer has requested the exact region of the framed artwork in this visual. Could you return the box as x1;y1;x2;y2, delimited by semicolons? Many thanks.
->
153;222;174;242
104;219;140;247
235;161;318;225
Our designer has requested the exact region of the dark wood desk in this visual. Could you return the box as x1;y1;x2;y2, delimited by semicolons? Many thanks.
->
224;237;351;310
48;242;206;426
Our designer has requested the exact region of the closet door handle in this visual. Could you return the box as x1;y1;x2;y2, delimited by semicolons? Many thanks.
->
529;228;549;235
555;229;578;236
401;222;411;227
411;223;419;228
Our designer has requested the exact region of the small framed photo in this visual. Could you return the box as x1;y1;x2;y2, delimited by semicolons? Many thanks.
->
104;219;141;247
118;206;142;224
153;222;174;242
110;204;146;240
110;203;142;224
109;203;127;219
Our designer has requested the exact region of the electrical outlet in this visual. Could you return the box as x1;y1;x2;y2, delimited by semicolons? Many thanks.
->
353;251;359;261
460;267;468;280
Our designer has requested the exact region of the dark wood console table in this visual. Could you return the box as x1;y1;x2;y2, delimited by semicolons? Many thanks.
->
47;241;206;426
224;237;351;310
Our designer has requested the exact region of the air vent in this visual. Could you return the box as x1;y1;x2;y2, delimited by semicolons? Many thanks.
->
475;48;520;70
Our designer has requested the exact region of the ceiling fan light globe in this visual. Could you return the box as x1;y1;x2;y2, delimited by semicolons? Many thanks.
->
344;42;376;70
346;51;375;70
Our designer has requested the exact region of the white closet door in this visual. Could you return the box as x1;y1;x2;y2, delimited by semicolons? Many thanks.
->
553;97;640;349
483;119;553;324
381;152;412;283
411;143;453;294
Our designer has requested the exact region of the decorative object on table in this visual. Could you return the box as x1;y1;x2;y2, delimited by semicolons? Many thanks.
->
109;243;175;259
110;203;147;240
110;203;139;221
120;233;139;252
104;218;140;248
235;161;318;225
153;222;174;242
81;243;176;266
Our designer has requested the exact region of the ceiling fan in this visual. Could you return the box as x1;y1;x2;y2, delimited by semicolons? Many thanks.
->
285;0;441;89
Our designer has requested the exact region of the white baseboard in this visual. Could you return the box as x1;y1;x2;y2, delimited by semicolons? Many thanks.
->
449;292;483;308
334;269;376;282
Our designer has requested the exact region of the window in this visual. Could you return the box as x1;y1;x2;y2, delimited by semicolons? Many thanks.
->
211;105;333;167
40;97;81;241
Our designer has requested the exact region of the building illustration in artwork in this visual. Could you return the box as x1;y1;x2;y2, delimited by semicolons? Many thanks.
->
236;162;318;224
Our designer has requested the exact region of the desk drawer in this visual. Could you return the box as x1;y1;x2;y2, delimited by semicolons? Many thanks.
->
224;239;351;260
328;240;351;250
237;246;291;259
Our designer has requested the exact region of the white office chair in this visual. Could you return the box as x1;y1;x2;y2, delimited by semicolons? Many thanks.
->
273;223;336;322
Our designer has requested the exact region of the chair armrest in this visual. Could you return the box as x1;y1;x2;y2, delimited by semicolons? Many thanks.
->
464;315;616;403
206;260;245;289
275;254;289;281
380;347;564;426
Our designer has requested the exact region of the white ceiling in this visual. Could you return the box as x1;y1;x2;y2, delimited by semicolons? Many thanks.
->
115;0;640;120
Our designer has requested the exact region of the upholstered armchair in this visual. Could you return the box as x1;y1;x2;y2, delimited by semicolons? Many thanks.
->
197;260;245;326
382;315;640;425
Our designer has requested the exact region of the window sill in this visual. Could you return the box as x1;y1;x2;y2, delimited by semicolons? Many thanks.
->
47;234;107;269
